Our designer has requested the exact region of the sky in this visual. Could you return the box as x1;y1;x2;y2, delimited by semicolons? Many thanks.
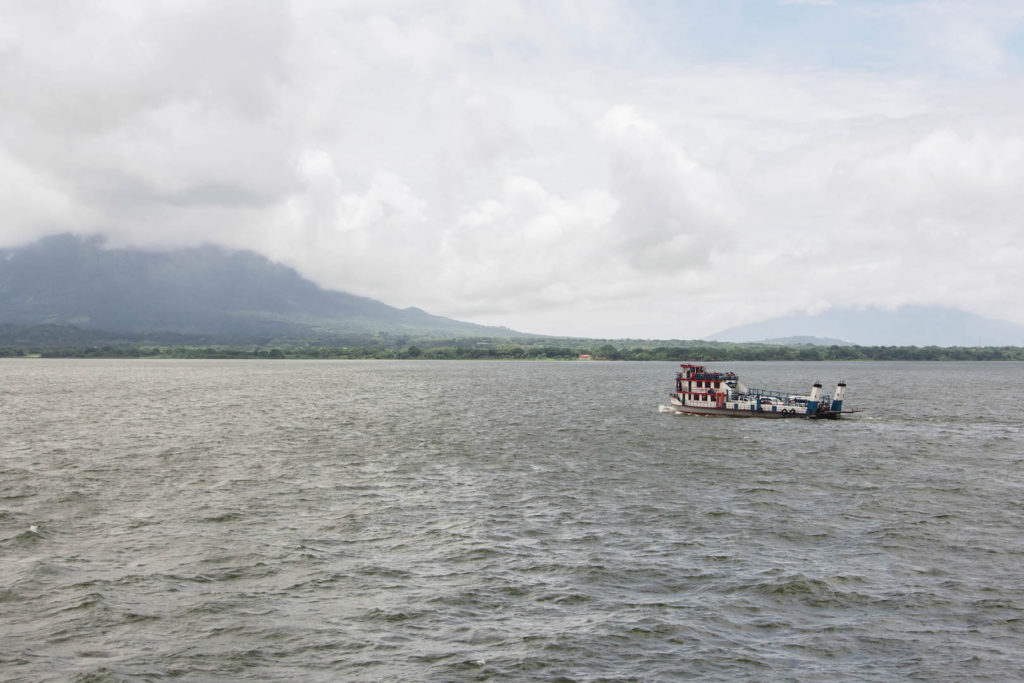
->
2;0;1023;339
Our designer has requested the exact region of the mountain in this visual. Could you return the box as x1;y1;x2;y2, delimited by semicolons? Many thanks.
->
708;306;1024;347
759;336;853;346
0;234;517;340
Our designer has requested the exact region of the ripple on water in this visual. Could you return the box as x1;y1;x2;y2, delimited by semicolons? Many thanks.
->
1;360;1024;680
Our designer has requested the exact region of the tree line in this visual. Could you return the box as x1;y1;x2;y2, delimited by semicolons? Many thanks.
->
3;341;1024;361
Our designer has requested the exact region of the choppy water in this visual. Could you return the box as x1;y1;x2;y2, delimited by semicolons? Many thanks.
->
2;359;1023;681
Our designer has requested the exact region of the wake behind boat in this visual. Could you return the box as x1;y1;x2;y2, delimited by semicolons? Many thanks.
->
667;363;846;419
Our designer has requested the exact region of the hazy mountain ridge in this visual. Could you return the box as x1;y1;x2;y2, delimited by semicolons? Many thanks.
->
5;235;1022;348
709;306;1024;347
757;336;853;347
0;234;517;339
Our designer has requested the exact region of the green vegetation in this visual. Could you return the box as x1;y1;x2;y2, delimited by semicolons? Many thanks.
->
2;335;1023;361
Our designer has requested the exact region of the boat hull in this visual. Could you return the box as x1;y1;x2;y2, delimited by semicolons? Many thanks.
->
666;401;841;419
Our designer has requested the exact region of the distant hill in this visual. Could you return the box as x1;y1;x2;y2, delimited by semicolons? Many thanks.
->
708;306;1024;347
758;336;852;347
0;234;517;340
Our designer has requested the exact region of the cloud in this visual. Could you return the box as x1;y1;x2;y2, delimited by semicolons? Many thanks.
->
437;175;618;316
898;1;1024;78
1;1;1023;337
0;153;88;243
267;152;431;298
817;123;1024;310
0;1;294;249
596;106;734;272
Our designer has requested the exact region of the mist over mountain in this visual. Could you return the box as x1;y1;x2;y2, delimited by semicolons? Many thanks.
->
5;235;1022;349
758;336;853;347
0;235;517;340
709;306;1024;347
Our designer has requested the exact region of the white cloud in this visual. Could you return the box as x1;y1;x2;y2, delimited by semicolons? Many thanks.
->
900;0;1024;78
434;175;619;317
596;106;735;272
0;154;90;244
1;1;1023;337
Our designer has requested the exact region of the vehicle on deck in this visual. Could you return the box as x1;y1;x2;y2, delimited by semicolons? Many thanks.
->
666;363;846;419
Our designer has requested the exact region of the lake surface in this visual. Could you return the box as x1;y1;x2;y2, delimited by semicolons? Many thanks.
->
2;360;1023;681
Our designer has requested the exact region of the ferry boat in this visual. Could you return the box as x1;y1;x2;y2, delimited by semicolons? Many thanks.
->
667;363;846;419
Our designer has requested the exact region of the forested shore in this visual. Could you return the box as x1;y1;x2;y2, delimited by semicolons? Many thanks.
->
2;339;1023;361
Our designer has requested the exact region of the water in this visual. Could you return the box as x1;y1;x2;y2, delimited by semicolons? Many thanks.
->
2;359;1023;681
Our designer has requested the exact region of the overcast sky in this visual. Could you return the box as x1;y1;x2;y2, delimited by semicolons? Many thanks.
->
2;0;1023;338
